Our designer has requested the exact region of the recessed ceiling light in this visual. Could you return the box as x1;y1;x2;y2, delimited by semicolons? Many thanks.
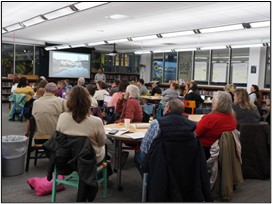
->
200;24;243;34
106;14;129;20
74;2;108;11
250;21;270;28
22;16;46;27
44;7;75;20
5;23;24;32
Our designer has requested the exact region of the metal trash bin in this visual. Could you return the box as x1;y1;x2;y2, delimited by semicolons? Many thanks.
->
2;135;28;176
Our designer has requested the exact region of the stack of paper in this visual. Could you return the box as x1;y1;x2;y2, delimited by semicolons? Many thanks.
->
134;123;150;129
127;132;145;139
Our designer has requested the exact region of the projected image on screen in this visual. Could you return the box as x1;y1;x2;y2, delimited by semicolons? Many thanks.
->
49;51;90;78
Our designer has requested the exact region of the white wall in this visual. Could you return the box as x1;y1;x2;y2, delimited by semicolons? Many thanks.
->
247;47;267;91
139;53;152;83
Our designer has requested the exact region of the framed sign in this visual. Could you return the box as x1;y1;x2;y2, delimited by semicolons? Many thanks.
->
251;65;257;74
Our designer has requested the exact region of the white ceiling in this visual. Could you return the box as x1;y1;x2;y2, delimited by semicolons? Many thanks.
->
2;2;271;53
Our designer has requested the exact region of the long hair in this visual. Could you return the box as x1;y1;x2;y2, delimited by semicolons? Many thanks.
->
234;88;256;109
118;80;129;92
66;86;91;123
212;91;234;114
251;84;260;99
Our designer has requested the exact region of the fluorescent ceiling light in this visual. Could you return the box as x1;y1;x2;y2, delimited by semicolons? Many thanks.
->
74;2;108;11
201;46;227;50
2;29;7;34
22;16;46;27
161;30;195;37
131;35;158;41
107;38;128;43
175;48;196;52
56;45;71;49
200;24;243;34
106;14;129;20
153;50;172;53
87;41;106;46
134;51;151;54
5;23;24;32
231;44;263;48
250;21;270;28
70;43;87;48
44;46;57;51
44;7;75;20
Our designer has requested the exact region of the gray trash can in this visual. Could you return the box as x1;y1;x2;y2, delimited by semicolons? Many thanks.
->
2;135;28;176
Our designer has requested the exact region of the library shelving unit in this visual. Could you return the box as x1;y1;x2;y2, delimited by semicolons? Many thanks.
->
1;75;39;103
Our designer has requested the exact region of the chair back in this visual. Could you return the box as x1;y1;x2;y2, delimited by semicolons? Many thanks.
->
209;131;243;200
182;100;196;114
239;123;270;179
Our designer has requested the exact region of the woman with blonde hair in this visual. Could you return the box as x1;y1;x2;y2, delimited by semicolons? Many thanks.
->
233;88;260;127
195;91;237;160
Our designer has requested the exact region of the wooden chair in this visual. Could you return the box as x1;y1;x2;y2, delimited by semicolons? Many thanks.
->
25;117;50;172
182;100;196;114
51;161;108;202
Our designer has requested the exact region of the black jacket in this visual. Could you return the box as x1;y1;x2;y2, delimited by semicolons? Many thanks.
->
43;131;98;202
142;113;213;202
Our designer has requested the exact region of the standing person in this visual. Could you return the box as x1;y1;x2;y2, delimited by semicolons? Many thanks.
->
109;79;120;96
150;82;162;96
56;86;113;185
95;68;106;83
232;88;260;128
138;79;149;96
195;91;237;160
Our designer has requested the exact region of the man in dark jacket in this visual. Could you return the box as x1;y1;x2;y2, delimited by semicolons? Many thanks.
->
43;131;98;202
135;98;212;202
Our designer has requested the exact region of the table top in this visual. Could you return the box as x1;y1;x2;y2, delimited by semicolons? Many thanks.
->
141;95;163;100
104;123;149;141
188;114;205;123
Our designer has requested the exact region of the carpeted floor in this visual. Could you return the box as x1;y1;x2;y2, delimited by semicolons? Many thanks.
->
1;103;271;203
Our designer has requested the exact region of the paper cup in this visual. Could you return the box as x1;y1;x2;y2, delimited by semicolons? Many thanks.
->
124;119;131;129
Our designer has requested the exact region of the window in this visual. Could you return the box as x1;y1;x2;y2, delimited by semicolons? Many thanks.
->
265;47;270;88
231;48;249;85
151;53;164;82
163;53;177;83
15;44;34;75
178;51;193;83
1;43;14;76
194;50;210;82
211;49;229;84
101;54;114;72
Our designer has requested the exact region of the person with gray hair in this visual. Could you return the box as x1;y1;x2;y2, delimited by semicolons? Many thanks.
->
32;82;66;137
77;77;85;86
115;84;143;123
195;91;237;160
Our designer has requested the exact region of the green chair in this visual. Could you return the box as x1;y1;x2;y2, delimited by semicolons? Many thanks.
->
51;161;108;202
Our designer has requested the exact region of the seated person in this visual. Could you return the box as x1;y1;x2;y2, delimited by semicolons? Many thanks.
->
184;82;204;113
15;76;35;103
109;79;120;96
263;98;270;125
93;81;109;104
195;91;237;160
150;82;162;96
160;82;179;107
182;83;190;97
86;84;98;108
115;85;143;123
56;86;113;185
135;98;212;202
138;79;149;96
32;83;66;137
56;80;66;98
107;80;130;111
233;88;260;128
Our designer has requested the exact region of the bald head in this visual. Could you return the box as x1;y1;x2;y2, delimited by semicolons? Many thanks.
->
165;98;185;114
